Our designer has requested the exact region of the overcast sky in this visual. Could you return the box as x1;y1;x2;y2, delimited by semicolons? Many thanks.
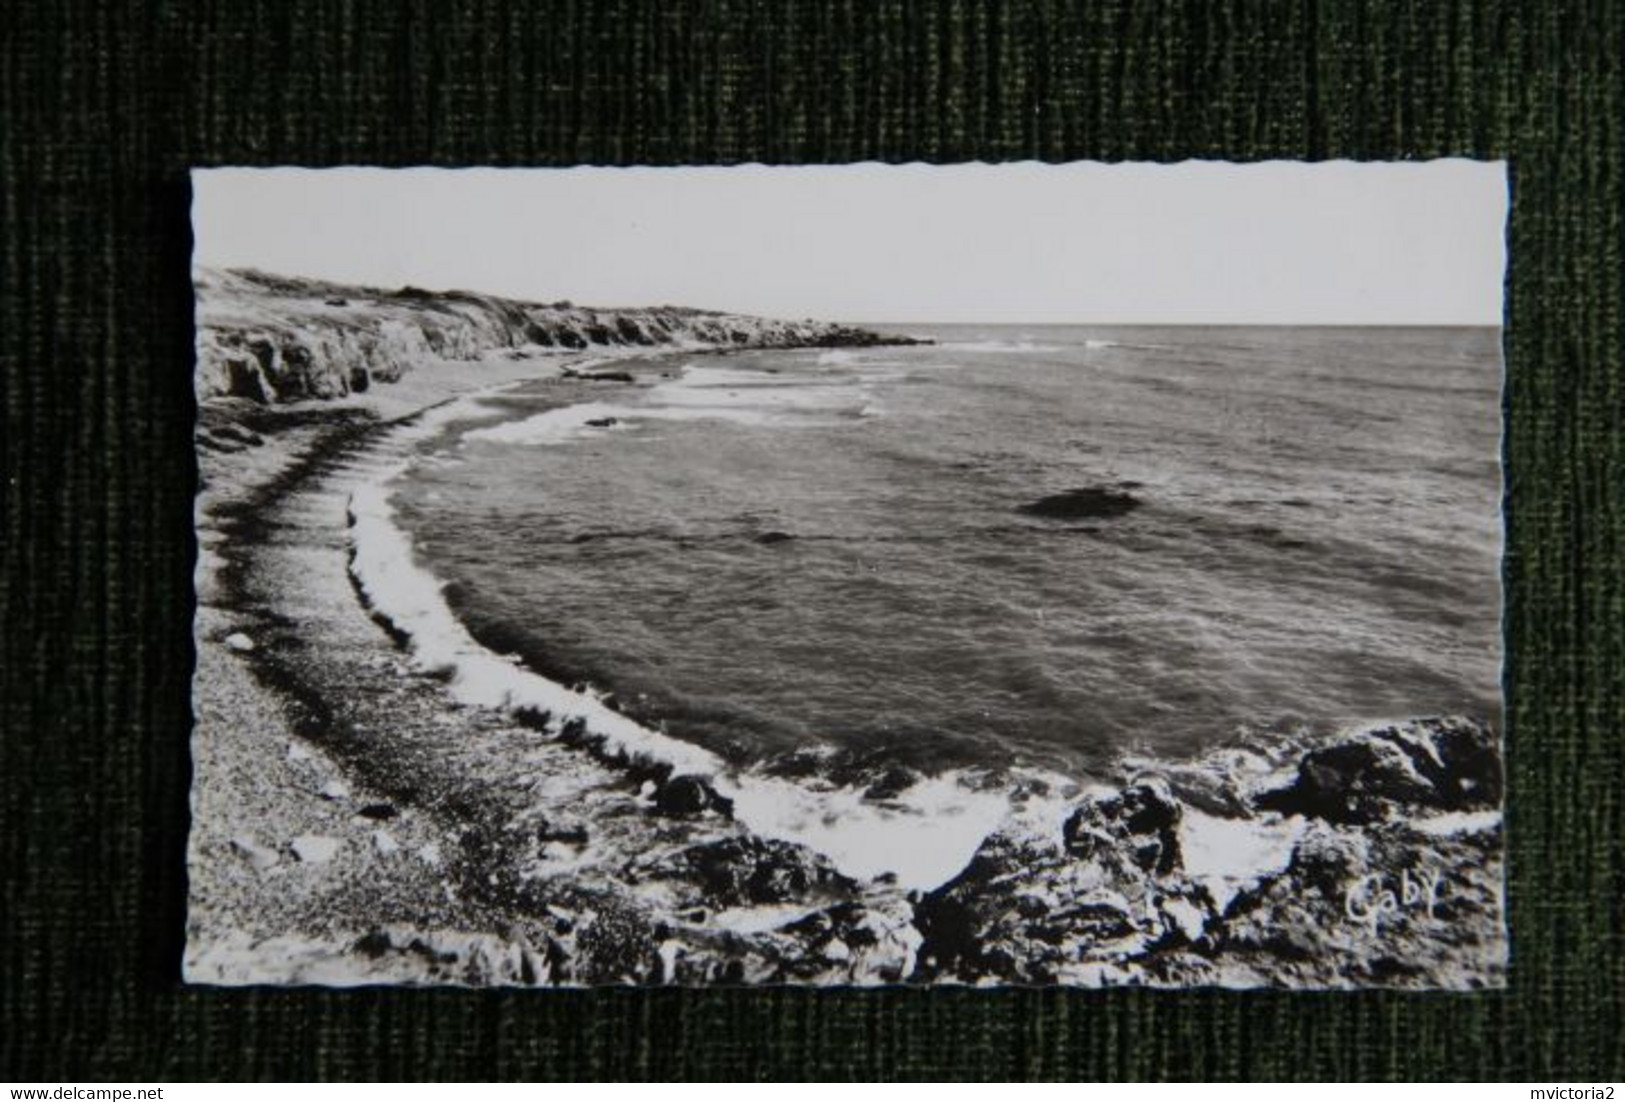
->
193;162;1506;325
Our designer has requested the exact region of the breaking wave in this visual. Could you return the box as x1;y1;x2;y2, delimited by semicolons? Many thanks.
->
462;362;878;446
935;339;1066;353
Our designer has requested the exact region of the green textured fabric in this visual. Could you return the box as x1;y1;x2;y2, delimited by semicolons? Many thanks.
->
2;0;1621;1082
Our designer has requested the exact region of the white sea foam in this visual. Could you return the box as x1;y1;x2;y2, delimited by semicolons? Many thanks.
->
460;401;634;446
462;363;876;445
701;902;824;936
936;339;1064;353
672;365;808;387
1410;809;1502;837
1178;808;1304;911
727;771;1011;888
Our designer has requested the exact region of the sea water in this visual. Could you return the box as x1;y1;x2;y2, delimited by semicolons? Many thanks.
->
385;326;1503;785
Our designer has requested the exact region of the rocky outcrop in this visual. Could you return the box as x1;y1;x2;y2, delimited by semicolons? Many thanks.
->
418;717;1497;988
651;774;732;818
1063;778;1183;875
1256;716;1503;824
625;836;857;908
913;717;1504;988
1018;485;1142;520
912;826;1216;985
194;267;926;404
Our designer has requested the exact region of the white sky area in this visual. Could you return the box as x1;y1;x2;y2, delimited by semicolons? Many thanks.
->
193;162;1506;325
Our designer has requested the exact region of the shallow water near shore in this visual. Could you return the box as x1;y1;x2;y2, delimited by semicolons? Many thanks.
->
383;325;1503;786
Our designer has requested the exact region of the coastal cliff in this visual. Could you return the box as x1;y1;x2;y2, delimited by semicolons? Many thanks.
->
194;267;919;404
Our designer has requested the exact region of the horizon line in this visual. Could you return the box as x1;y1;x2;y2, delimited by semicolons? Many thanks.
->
855;320;1504;329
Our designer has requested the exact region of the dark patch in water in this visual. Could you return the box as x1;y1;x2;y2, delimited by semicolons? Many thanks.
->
1230;496;1316;511
1017;486;1142;521
864;765;920;801
561;368;636;383
566;528;669;545
1243;525;1313;551
755;531;796;545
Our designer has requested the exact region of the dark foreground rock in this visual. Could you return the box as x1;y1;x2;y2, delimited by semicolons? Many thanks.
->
1064;778;1183;874
1256;716;1502;824
651;773;732;818
913;826;1220;985
627;836;857;908
911;716;1504;988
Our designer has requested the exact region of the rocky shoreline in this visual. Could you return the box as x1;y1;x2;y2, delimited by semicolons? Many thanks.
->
912;716;1504;987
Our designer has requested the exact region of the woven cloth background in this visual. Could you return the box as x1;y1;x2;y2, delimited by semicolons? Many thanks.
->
2;0;1621;1082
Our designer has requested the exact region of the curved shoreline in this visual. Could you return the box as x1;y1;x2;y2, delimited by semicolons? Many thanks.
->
343;364;1044;891
189;352;1508;988
191;353;939;984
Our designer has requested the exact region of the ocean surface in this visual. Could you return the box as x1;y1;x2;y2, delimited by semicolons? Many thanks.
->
385;325;1504;784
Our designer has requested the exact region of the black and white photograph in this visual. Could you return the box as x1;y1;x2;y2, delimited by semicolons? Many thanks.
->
186;162;1508;989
